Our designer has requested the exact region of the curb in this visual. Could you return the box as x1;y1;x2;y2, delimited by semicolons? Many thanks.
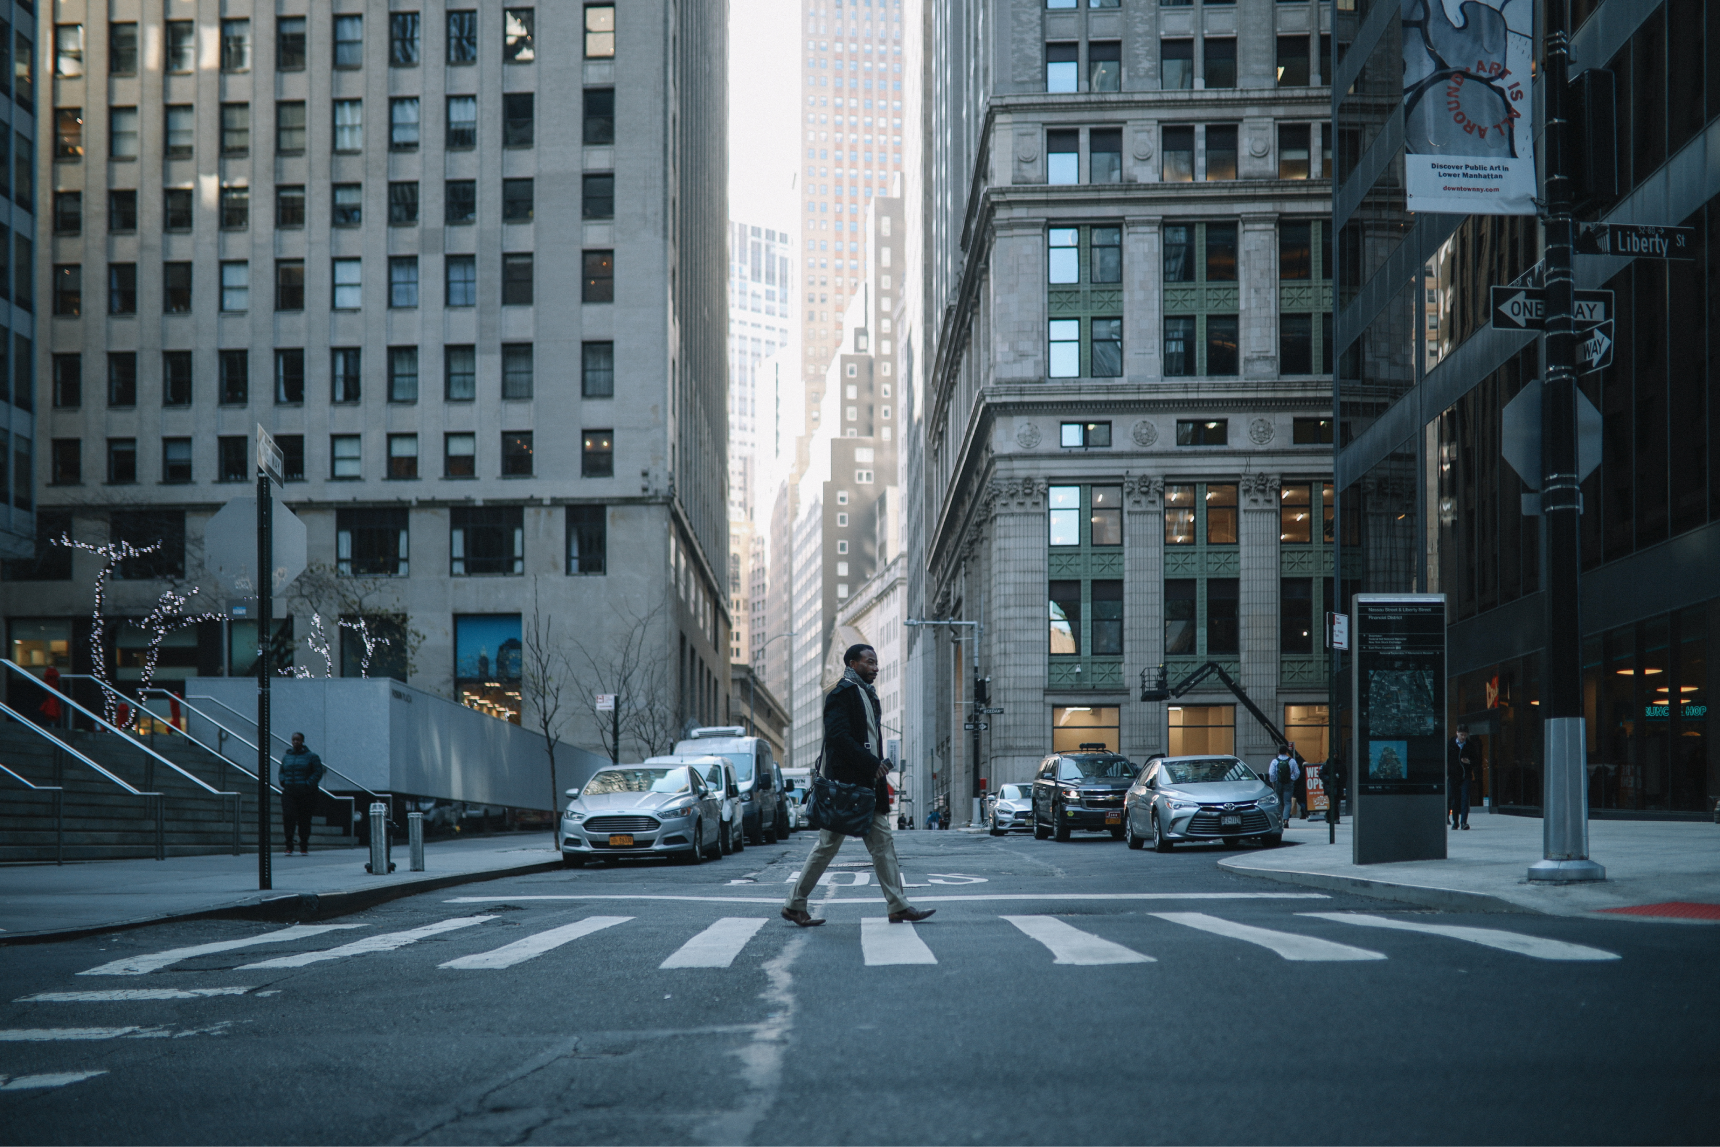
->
0;855;566;946
1217;857;1537;915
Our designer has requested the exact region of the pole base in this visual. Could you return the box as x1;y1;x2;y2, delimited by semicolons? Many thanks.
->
1527;858;1606;884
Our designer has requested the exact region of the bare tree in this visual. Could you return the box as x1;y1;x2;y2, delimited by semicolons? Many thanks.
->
522;585;571;838
564;597;682;761
284;563;425;678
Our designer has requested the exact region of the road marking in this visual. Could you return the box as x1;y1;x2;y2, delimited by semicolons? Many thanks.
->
439;916;632;970
1002;916;1154;965
1300;913;1621;961
1151;912;1386;962
860;918;937;965
239;916;494;969
78;924;366;976
660;917;770;969
444;892;1328;906
0;1071;108;1090
0;1028;148;1041
16;988;255;1002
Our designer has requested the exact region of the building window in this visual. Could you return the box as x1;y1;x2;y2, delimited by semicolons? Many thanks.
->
446;95;477;148
582;430;614;477
111;511;188;579
161;437;193;484
1060;421;1112;448
503;92;534;148
1092;486;1122;545
1206;314;1238;374
108;353;138;406
220;103;250;156
52;354;81;408
221;19;250;72
220;350;248;405
445;256;476;307
502;344;533;399
111;24;139;75
1046;128;1078;184
339;509;409;576
163;188;193;231
502;253;533;305
1204;38;1237;88
277;16;307;70
1293;417;1334;445
445;345;476;401
1164;222;1238;375
1045;41;1077;92
54;24;84;77
54;107;82;160
1277;34;1310;86
332;184;362;227
451;508;524;575
567;506;606;574
277;185;306;228
220;186;249;230
218;436;247;482
1053;706;1120;754
581;174;612;220
1091;319;1123;377
333;100;363;152
275;349;305;404
388;258;418;309
501;431;533;476
1206;125;1238;180
50;439;80;486
386;435;418;480
107;438;137;484
1049;580;1080;653
505;9;536;63
166;21;195;72
52;264;80;316
447;10;478;64
582;341;614;397
331;348;361;404
388;347;419;403
1175;420;1230;448
390;13;420;66
583;251;614;302
279;435;305;481
330;435;361;480
1091;579;1124;656
1206;578;1240;654
165;105;194;158
1280;314;1314;374
1048;485;1080;546
1089;40;1120;91
333;15;363;68
332;259;361;310
1083;128;1123;185
390;97;420;151
1162;39;1193;89
1279;124;1311;179
1168;705;1234;756
389;182;419;225
162;352;192;406
1162;125;1194;181
445;179;477;224
109;190;137;232
504;178;535;222
109;107;139;159
53;192;82;235
1048;319;1079;377
583;88;615;144
276;102;306;153
585;5;615;58
220;261;248;312
444;432;476;477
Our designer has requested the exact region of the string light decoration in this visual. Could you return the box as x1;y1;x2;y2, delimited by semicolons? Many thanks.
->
338;617;391;678
134;587;221;726
52;532;163;726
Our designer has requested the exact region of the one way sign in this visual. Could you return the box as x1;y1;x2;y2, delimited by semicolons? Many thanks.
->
1490;287;1613;331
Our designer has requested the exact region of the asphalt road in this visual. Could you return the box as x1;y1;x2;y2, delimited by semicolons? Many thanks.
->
2;827;1715;1145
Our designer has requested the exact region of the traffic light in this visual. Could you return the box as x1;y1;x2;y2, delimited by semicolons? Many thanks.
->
975;676;991;707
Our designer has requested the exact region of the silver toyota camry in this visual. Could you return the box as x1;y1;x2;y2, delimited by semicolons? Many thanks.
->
1123;755;1283;851
559;763;723;867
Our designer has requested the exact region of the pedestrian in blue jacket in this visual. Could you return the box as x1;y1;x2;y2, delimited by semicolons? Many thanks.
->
279;732;325;855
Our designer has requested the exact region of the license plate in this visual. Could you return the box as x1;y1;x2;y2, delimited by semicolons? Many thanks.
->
1220;815;1242;827
1105;812;1122;824
609;834;634;846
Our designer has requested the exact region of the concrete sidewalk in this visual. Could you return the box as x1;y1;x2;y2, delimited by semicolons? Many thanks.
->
1221;812;1720;918
0;833;562;941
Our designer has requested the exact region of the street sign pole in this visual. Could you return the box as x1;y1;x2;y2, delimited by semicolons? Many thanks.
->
256;450;273;891
1533;33;1604;884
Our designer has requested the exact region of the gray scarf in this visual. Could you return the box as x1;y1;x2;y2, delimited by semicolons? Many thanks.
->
844;667;880;757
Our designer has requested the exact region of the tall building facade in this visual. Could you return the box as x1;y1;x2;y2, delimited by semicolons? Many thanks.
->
1335;0;1719;816
0;1;37;563
4;2;731;762
920;0;1336;822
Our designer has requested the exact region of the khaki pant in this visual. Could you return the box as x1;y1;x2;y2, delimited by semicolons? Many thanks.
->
784;812;912;916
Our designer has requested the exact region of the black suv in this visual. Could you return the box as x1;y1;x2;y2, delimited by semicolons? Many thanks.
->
1031;747;1141;841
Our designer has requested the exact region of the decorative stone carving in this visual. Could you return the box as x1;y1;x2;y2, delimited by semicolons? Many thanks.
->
1014;134;1040;164
1122;474;1164;509
1016;421;1042;449
1240;472;1281;507
1131;130;1154;160
1248;134;1271;158
1248;417;1275;445
1130;419;1159;447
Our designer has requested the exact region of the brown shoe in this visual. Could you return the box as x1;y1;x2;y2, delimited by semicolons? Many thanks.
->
781;907;825;928
888;908;935;924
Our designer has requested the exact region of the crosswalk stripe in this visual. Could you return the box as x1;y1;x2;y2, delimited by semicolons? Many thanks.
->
78;924;366;976
860;917;937;965
1001;916;1155;965
1151;912;1387;961
439;916;632;970
660;917;769;969
238;916;494;969
0;1028;150;1041
16;988;254;1002
0;1071;108;1090
1300;913;1622;961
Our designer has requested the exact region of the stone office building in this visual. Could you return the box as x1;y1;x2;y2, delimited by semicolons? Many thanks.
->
0;0;37;563
918;0;1337;817
3;2;732;760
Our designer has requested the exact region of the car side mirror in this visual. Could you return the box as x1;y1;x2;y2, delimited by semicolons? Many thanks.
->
783;779;795;792
564;788;580;798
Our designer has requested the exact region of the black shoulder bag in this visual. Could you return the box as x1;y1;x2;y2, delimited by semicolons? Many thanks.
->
805;692;877;838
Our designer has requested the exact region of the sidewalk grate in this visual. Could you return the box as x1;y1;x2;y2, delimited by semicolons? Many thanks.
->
1595;901;1720;920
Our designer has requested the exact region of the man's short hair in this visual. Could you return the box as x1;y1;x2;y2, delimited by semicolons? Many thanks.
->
291;731;305;739
843;643;876;666
1456;724;1469;734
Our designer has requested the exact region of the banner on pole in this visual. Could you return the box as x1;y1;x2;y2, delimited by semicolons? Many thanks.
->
1402;0;1537;215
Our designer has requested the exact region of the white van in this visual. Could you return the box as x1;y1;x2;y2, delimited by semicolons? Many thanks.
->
672;727;790;844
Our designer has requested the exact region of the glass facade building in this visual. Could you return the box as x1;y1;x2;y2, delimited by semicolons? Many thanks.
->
0;0;34;562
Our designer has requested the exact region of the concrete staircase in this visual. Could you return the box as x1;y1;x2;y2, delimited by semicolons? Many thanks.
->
0;721;355;863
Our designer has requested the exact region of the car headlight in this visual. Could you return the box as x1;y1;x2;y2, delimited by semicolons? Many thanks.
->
564;810;585;823
1258;792;1279;807
1060;788;1081;801
667;801;699;819
1169;800;1199;811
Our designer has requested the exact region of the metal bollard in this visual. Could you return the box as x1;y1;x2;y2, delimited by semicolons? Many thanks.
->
365;802;395;874
408;811;425;871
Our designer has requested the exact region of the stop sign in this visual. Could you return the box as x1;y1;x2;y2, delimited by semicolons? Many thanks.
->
204;495;307;599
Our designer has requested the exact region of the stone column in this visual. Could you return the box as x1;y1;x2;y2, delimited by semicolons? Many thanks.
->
1239;472;1282;765
1122;475;1165;757
1125;215;1161;382
987;477;1050;785
1241;212;1278;379
993;219;1047;384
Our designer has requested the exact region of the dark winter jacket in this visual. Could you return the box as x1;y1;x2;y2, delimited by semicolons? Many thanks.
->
279;747;325;789
822;676;888;809
1447;738;1472;787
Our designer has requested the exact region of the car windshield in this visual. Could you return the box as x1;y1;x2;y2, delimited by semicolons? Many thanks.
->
581;768;692;795
674;738;757;781
999;785;1026;800
703;764;730;791
1161;758;1257;785
1058;756;1138;781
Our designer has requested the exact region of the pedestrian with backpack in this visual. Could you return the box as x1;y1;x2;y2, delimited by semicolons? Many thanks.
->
1268;745;1301;822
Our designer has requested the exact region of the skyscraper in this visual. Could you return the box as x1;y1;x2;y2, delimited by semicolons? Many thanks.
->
0;0;37;565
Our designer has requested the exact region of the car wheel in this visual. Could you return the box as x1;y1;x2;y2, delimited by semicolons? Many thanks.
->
1033;813;1051;840
561;853;586;868
989;817;1004;837
1152;812;1173;853
1053;809;1071;842
733;821;745;853
718;820;733;855
778;809;791;840
678;825;703;865
1125;815;1145;850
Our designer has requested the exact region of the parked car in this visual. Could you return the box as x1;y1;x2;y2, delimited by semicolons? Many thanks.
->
781;768;811;831
985;784;1035;835
690;756;745;855
673;727;791;844
559;763;723;866
1031;750;1140;841
1123;754;1283;852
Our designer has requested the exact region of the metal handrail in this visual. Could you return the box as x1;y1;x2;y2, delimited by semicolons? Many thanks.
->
0;698;166;860
0;699;155;796
0;761;66;865
0;760;63;792
185;692;387;801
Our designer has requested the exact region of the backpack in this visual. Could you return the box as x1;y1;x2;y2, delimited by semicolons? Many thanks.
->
1273;756;1293;786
